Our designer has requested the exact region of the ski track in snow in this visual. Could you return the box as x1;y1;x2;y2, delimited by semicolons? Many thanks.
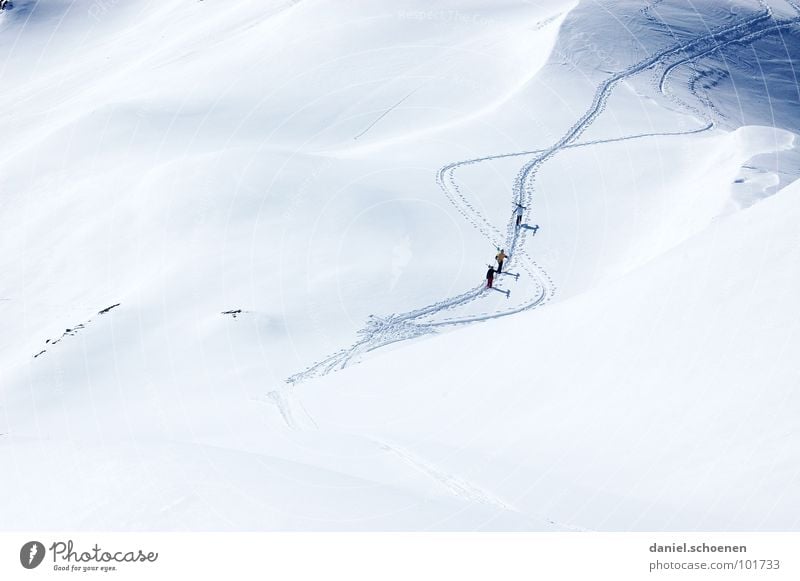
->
376;440;590;531
285;3;795;385
353;85;425;141
260;389;319;430
378;442;515;512
265;1;800;529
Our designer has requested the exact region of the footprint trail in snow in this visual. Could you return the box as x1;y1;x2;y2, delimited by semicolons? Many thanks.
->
285;1;798;386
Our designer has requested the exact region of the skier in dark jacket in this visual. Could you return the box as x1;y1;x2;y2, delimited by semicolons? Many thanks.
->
486;266;496;288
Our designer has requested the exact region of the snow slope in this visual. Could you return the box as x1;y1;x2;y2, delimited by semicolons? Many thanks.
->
1;0;799;530
298;174;800;531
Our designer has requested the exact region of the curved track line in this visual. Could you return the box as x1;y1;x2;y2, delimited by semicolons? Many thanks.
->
286;129;707;383
286;2;792;386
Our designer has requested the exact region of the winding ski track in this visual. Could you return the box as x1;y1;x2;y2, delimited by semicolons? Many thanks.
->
285;2;796;386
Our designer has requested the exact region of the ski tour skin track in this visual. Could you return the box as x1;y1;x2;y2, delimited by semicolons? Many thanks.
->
284;0;800;386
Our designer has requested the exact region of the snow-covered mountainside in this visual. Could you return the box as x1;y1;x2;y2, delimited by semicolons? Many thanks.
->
1;0;798;530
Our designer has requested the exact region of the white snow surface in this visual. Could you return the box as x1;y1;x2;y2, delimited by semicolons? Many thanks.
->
1;0;798;530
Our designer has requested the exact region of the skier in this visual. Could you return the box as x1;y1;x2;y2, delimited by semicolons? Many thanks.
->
486;265;496;289
495;249;508;273
515;202;526;228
